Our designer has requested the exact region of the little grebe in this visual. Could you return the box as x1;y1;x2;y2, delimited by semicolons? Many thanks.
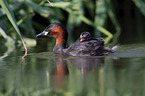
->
80;32;104;42
79;32;114;55
36;23;114;56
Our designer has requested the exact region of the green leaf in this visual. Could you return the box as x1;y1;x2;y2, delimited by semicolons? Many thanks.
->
67;13;76;44
0;0;27;56
132;0;145;16
24;1;49;17
0;0;20;35
44;2;79;12
106;0;121;44
94;0;107;37
0;2;22;16
0;8;6;16
95;0;107;26
97;26;113;44
0;27;8;38
44;2;73;8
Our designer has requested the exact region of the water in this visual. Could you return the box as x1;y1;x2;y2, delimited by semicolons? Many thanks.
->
0;44;145;96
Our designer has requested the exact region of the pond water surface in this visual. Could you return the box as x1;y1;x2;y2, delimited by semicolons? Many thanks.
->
0;44;145;96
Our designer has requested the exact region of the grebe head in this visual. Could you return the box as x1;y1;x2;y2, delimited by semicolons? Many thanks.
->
80;32;91;41
37;23;68;45
36;23;68;53
36;23;67;38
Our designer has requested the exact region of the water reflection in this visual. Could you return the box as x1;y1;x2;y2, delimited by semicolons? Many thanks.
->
19;54;106;95
52;56;69;89
51;55;105;90
0;50;145;96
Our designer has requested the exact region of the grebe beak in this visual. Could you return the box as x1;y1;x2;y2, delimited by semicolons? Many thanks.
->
36;31;50;37
80;38;86;42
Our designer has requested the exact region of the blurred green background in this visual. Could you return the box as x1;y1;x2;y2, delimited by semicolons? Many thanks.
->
0;0;145;50
0;1;145;96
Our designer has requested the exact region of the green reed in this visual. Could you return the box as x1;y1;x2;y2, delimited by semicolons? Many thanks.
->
0;0;144;48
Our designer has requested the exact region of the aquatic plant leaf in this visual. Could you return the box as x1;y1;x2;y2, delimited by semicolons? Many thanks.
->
0;8;5;17
66;0;83;43
0;0;21;37
0;2;22;17
106;0;121;44
17;15;28;26
95;0;107;26
44;2;73;8
67;13;76;44
44;1;79;12
0;0;27;56
106;0;120;31
24;1;49;17
94;0;107;37
132;0;145;16
0;27;8;38
97;26;113;44
20;19;36;38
